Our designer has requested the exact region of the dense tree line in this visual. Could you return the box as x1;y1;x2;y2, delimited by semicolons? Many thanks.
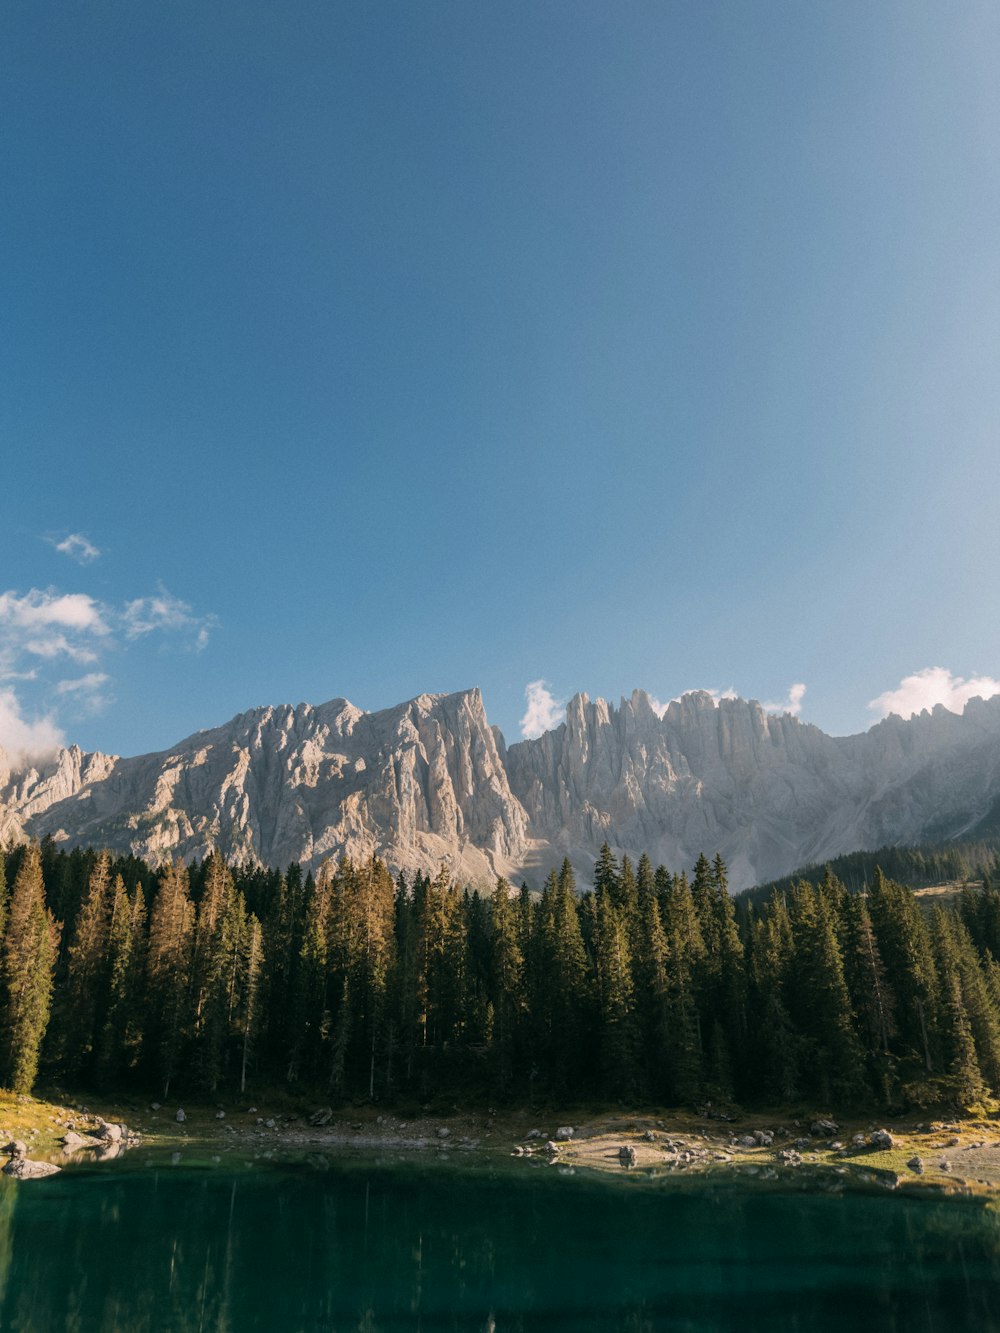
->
742;837;1000;908
2;838;1000;1111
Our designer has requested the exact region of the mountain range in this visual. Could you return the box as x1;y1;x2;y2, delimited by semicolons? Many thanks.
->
2;687;1000;890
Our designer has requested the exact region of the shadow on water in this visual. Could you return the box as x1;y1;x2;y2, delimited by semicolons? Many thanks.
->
0;1150;999;1331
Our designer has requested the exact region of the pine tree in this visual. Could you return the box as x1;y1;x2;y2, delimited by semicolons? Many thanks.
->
0;845;60;1094
239;914;263;1094
533;861;590;1092
593;858;638;1096
60;850;113;1081
631;876;672;1099
932;910;986;1105
189;853;245;1092
290;872;331;1084
488;876;524;1094
868;869;941;1072
745;903;801;1102
844;891;897;1102
660;871;706;1100
145;861;195;1097
786;882;868;1103
95;877;146;1084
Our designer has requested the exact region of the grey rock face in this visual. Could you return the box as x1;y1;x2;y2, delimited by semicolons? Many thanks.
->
0;689;527;884
505;689;1000;889
2;686;1000;890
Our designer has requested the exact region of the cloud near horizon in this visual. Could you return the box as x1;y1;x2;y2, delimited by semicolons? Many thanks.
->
0;687;65;761
647;683;806;718
764;682;807;717
519;679;566;738
0;583;216;758
868;667;1000;720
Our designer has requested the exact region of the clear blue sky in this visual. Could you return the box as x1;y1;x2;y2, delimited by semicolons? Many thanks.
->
3;1;999;758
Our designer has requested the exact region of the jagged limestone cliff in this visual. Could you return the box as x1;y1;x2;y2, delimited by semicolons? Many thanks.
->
0;690;526;882
2;686;999;889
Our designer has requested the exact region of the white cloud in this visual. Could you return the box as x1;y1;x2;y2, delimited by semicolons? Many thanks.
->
54;671;112;717
646;683;805;718
764;682;807;717
0;588;109;636
51;532;101;564
23;634;100;663
519;679;566;738
649;686;738;717
868;667;1000;721
0;581;215;758
0;688;64;761
123;585;217;650
54;672;110;695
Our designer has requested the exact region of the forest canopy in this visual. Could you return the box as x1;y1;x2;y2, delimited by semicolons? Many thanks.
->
1;838;999;1112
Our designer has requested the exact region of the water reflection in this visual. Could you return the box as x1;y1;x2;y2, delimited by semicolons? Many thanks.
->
0;1155;999;1331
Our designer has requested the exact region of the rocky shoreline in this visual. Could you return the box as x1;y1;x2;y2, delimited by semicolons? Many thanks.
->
6;1091;1000;1194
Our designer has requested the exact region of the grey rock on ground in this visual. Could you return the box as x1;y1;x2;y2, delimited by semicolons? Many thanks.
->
3;1156;60;1179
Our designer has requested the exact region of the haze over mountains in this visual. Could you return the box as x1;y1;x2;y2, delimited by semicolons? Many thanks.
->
1;687;999;891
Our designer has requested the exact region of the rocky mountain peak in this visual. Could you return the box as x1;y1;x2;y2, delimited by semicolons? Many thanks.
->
2;686;999;890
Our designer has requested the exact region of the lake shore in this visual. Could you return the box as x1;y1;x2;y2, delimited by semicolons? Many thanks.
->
8;1089;1000;1193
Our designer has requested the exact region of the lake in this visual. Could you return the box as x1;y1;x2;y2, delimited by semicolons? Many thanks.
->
0;1150;998;1331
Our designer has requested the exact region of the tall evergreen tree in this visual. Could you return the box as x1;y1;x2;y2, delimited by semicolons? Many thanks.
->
59;850;113;1081
144;861;195;1097
0;845;60;1094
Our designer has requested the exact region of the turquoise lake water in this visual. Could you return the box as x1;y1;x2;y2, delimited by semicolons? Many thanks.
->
0;1151;998;1331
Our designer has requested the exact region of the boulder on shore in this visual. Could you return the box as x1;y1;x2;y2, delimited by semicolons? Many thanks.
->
3;1156;60;1179
3;1141;60;1179
59;1131;96;1151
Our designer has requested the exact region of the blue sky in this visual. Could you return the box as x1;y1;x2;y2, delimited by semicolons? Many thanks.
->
3;1;999;759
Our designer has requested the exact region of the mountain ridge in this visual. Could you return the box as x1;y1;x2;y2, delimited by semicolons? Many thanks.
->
2;686;999;890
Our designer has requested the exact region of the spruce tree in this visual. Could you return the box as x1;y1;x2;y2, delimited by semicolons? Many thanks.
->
145;861;195;1097
60;850;113;1081
488;876;524;1094
0;844;60;1094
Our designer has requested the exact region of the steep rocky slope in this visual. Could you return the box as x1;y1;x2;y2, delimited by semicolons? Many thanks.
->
505;690;1000;888
2;687;999;889
0;690;526;882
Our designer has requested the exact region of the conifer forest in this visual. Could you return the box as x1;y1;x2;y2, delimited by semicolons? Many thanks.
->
2;838;1000;1112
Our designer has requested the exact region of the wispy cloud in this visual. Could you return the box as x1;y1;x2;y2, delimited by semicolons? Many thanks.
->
54;671;112;717
123;585;217;650
54;671;110;696
519;679;565;738
49;532;101;564
868;667;1000;720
